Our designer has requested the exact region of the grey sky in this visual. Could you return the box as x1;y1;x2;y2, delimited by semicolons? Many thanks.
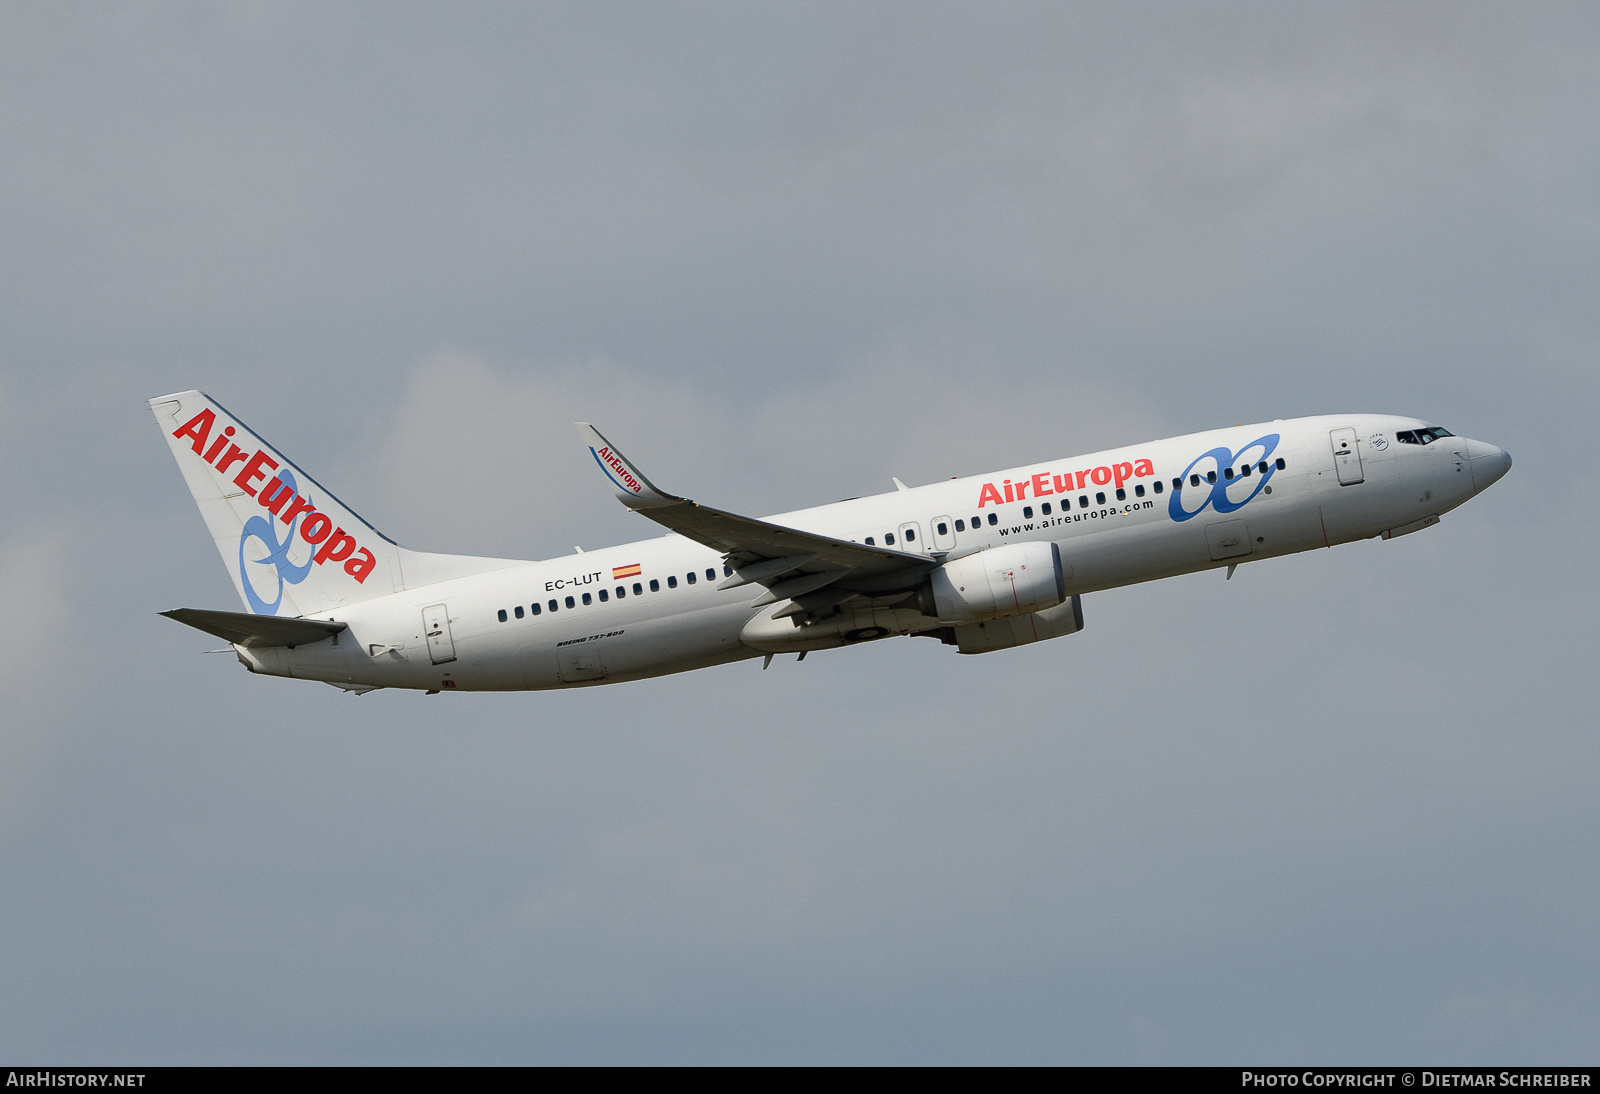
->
1;0;1596;1063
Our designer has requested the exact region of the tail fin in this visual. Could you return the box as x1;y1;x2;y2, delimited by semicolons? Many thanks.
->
151;390;522;616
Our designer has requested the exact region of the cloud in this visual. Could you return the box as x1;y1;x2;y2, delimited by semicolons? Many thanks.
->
355;346;1165;562
2;0;1598;1063
0;526;78;829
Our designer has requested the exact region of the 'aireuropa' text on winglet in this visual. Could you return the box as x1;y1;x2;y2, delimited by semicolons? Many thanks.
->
574;423;681;510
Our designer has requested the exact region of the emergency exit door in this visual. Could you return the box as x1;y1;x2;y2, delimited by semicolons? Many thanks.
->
1330;428;1364;485
423;604;456;664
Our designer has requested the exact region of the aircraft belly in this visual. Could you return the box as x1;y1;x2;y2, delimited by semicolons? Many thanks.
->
1051;473;1329;593
1314;453;1412;544
258;634;366;687
1056;524;1182;593
524;601;757;690
1227;479;1325;555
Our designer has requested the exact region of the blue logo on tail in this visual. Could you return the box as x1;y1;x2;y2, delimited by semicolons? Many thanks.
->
238;471;313;614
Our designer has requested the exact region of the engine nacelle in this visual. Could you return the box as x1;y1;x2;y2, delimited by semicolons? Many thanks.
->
920;541;1067;622
952;594;1084;654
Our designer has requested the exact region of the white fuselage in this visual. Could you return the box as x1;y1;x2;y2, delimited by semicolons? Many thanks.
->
236;414;1509;692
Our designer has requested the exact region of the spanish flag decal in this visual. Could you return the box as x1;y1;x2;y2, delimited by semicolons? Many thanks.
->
612;563;643;580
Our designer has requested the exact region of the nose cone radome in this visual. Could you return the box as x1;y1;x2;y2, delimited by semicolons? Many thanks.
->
1464;439;1512;492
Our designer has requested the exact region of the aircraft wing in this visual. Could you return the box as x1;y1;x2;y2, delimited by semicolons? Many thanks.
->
575;424;934;602
161;607;347;648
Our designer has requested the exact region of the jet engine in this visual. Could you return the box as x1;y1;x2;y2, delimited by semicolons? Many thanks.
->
947;595;1084;653
918;540;1067;622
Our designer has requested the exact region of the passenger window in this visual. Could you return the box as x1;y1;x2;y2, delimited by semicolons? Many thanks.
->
1134;484;1145;497
633;583;643;595
1022;506;1033;519
582;592;592;605
1190;474;1200;487
1206;471;1217;483
667;575;677;589
1240;464;1250;477
954;519;965;531
615;586;625;599
707;568;716;581
1173;478;1183;490
686;571;696;585
1040;503;1051;515
531;603;541;615
514;605;524;618
1096;491;1105;505
497;609;507;622
1224;467;1234;480
1275;457;1286;470
972;515;981;527
1079;495;1089;508
987;513;998;526
598;589;608;602
904;528;914;541
1115;488;1125;501
565;596;575;609
1153;481;1163;494
549;599;559;612
724;565;732;577
1258;461;1268;474
937;522;949;535
865;536;875;546
885;533;895;545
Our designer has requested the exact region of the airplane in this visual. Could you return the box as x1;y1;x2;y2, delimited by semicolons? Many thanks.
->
150;390;1511;694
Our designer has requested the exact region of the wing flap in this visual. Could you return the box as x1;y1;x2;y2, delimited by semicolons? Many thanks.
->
161;607;347;648
717;553;815;590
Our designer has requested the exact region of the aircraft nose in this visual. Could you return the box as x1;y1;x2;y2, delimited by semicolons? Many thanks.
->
1464;438;1512;492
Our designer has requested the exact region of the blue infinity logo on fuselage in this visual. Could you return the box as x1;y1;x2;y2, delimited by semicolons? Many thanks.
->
238;470;313;614
1168;434;1281;523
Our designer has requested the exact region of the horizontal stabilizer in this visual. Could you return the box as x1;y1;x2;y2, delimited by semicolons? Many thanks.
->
160;607;347;648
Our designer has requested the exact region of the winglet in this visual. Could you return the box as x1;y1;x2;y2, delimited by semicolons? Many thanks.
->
574;424;681;510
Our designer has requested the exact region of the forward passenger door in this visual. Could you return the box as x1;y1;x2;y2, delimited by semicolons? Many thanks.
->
1331;428;1364;486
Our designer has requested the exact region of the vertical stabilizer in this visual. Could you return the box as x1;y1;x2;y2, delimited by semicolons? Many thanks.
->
151;391;404;616
153;391;532;615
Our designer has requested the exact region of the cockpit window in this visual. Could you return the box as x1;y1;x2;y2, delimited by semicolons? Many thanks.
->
1397;426;1455;446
